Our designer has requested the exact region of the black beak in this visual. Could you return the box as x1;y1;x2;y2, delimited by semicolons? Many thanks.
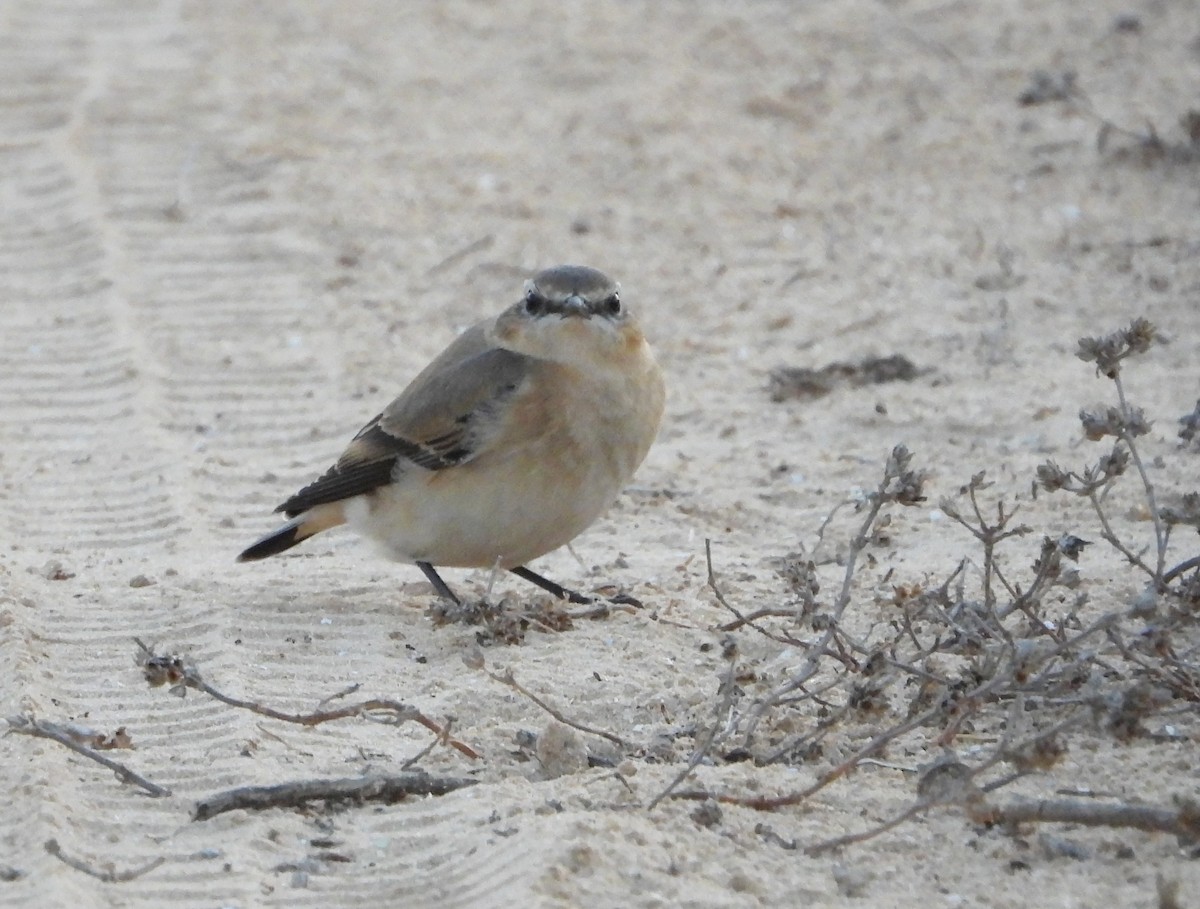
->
560;294;589;317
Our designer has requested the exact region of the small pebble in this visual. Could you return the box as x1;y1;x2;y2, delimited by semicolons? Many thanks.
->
832;861;872;897
38;560;73;581
536;720;589;779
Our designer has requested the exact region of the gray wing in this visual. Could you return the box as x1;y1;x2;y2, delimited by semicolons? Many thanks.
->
277;323;531;516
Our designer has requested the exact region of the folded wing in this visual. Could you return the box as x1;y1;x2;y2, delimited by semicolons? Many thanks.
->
277;324;531;517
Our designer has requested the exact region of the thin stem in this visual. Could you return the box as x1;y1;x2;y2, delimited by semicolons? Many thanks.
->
1113;374;1167;582
1085;489;1155;578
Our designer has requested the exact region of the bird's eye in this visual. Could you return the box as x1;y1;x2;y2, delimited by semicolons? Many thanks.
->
602;293;621;316
524;289;546;315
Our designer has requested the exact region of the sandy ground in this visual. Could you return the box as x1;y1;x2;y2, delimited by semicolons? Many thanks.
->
2;1;1199;906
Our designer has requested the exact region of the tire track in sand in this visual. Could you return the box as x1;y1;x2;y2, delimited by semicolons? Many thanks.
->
0;4;331;906
0;4;192;905
3;3;562;906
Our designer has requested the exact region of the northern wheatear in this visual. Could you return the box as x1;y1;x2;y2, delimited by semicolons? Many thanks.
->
238;265;665;604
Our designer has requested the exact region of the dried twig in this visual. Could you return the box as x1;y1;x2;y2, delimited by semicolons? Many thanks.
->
672;701;946;810
401;719;455;771
717;607;804;633
683;609;1119;810
647;642;739;810
6;716;170;798
425;234;494;276
707;540;796;643
694;320;1200;855
44;839;165;882
806;799;942;855
136;640;479;760
741;446;927;743
977;796;1200;839
193;773;477;821
1162;553;1200;585
805;721;1076;854
939;473;1033;616
483;667;632;750
1057;319;1173;585
567;600;640;621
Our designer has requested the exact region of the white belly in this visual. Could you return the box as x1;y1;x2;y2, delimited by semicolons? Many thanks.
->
342;445;620;569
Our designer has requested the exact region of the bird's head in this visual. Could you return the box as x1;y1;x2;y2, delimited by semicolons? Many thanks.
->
493;265;644;364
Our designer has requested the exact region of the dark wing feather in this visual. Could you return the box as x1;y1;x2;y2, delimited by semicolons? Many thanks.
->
277;324;530;517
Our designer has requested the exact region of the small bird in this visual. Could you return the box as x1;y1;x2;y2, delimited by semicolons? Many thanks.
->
238;265;665;604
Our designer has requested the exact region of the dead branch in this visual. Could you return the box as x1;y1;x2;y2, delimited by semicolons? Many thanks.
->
6;716;170;798
977;796;1200;840
1162;554;1200;584
803;792;1199;856
193;773;477;821
44;839;165;882
135;639;479;760
1084;485;1158;579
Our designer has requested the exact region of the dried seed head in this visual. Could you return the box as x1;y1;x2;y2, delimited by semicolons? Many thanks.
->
1122;316;1159;353
889;471;928;508
1011;639;1054;682
965;471;991;493
1036;460;1072;492
937;496;961;519
720;635;739;661
1103;681;1166;741
886;444;913;476
141;653;186;688
776;554;820;603
1076;317;1159;378
1097;444;1130;478
1159;491;1200;530
1079;405;1150;440
1079;406;1121;440
848;681;888;716
1032;536;1063;580
1008;734;1067;772
1124;406;1151;437
1036;462;1075;491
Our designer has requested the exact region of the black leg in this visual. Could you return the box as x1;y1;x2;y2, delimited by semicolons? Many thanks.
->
510;566;592;604
417;561;460;604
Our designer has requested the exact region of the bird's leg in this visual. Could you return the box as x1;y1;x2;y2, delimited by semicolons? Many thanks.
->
417;561;461;604
509;566;592;604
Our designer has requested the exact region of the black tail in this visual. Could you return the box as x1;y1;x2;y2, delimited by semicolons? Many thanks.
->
237;504;346;563
237;518;307;562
